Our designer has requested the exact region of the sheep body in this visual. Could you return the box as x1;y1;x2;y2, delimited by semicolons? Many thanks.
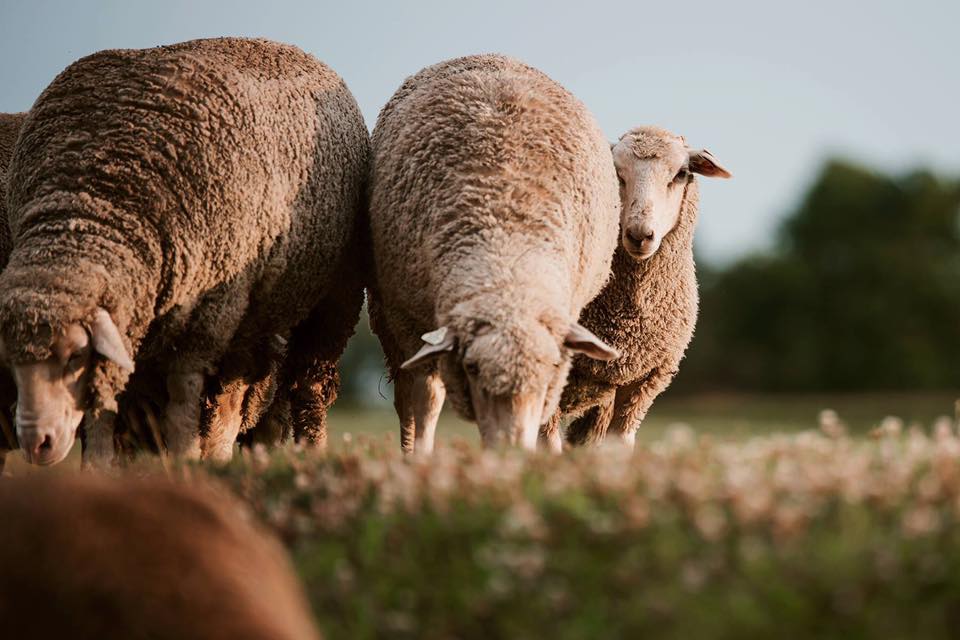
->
544;126;708;446
559;195;698;444
0;112;26;263
0;113;24;468
0;38;368;463
0;474;321;639
368;54;620;448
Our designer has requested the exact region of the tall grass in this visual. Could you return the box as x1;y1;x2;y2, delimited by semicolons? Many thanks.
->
206;415;960;639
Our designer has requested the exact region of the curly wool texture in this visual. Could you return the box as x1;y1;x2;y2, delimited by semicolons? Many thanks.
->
0;113;24;454
0;112;25;265
0;38;369;418
368;54;620;418
560;127;700;442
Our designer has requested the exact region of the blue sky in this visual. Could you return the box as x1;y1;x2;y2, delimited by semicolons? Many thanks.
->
1;0;956;263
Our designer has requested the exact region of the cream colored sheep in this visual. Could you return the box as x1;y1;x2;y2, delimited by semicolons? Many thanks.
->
541;126;731;450
368;54;620;451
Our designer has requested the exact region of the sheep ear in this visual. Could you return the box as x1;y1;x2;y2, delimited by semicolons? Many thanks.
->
401;327;456;370
688;148;731;179
90;308;135;372
564;323;619;361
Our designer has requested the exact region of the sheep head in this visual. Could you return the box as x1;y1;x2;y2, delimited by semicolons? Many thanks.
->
0;308;133;466
612;126;731;260
402;313;617;450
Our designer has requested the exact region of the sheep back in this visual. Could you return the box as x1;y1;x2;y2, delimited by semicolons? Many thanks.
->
0;38;368;414
0;112;25;265
369;54;619;373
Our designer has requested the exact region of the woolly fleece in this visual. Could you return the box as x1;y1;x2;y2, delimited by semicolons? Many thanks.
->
367;54;620;425
0;38;369;436
555;126;700;444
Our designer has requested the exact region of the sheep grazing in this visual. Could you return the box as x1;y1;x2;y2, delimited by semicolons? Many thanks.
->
0;474;321;639
368;54;620;452
0;112;26;261
0;38;369;467
0;112;25;472
540;126;731;450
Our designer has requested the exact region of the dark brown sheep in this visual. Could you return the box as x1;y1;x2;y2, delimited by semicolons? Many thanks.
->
0;474;321;639
0;38;369;468
0;112;25;472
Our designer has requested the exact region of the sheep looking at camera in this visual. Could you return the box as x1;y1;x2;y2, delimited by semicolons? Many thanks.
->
541;126;731;450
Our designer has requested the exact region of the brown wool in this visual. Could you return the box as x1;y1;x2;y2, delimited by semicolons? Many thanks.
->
0;39;369;440
0;475;321;640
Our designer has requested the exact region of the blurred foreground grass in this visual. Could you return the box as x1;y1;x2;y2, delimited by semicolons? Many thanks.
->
209;420;960;639
6;392;960;638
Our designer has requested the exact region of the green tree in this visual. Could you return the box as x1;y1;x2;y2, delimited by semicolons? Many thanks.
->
679;160;960;391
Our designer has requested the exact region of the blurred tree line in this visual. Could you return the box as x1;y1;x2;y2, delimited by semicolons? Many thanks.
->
337;158;960;405
678;159;960;392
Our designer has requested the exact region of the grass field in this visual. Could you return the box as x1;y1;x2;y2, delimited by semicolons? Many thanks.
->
6;392;957;473
325;390;960;444
5;392;960;638
208;418;960;639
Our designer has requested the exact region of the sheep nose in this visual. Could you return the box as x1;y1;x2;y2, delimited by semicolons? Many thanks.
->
625;226;655;248
18;428;56;464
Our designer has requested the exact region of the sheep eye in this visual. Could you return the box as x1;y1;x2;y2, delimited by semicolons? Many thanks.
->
672;168;690;184
66;351;85;371
464;362;480;376
617;174;626;187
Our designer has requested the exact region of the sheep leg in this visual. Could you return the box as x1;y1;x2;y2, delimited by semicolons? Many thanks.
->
565;392;616;447
412;372;445;453
607;367;674;447
241;341;283;437
288;360;338;449
538;412;563;454
280;277;364;449
81;410;118;471
394;371;417;453
0;410;13;473
395;370;445;454
201;380;248;463
163;371;205;460
250;392;291;447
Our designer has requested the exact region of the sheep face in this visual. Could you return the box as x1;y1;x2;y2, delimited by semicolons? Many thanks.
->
403;317;617;449
4;324;92;465
0;308;133;465
613;127;730;260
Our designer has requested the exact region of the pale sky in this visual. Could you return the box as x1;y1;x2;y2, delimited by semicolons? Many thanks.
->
1;0;956;263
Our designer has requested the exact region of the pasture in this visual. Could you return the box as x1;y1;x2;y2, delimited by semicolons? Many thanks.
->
7;393;960;638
